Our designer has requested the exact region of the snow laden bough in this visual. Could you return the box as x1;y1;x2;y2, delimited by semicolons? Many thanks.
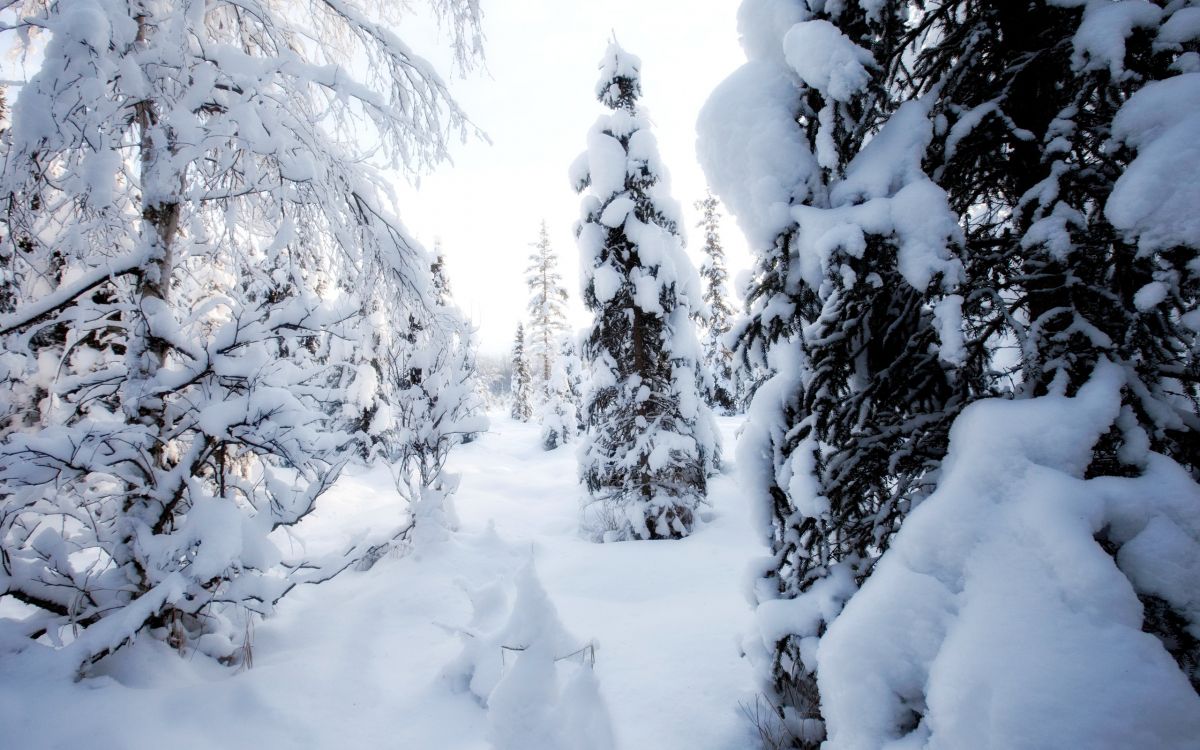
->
444;560;615;750
572;41;720;542
0;0;483;673
756;363;1200;749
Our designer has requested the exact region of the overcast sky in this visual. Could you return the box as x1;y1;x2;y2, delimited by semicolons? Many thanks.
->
394;0;751;356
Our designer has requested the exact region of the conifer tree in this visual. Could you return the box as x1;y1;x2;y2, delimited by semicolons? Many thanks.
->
701;0;1200;742
431;239;453;307
694;191;739;414
572;42;719;541
558;336;588;435
908;0;1200;689
510;324;533;422
540;335;583;451
525;221;570;390
701;3;977;741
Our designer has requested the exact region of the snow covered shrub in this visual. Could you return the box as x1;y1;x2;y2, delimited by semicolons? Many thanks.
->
0;0;482;670
379;262;487;551
445;561;614;750
573;41;720;542
813;364;1200;747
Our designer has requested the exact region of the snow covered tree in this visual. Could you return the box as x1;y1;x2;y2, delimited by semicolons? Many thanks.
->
911;0;1198;478
558;335;587;435
427;244;484;444
375;247;486;552
540;337;580;451
526;221;570;392
510;324;533;421
572;41;719;542
430;239;453;307
908;0;1200;694
384;311;486;549
701;5;973;739
0;0;482;670
701;0;1200;744
694;191;739;414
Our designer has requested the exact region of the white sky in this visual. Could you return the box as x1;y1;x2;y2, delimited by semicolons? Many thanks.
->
394;0;752;356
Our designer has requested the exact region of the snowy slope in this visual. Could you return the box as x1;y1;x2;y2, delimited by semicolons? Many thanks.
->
0;414;762;750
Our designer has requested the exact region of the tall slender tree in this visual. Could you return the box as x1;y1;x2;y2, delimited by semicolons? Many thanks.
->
525;221;570;389
510;324;533;422
572;41;719;542
694;191;738;414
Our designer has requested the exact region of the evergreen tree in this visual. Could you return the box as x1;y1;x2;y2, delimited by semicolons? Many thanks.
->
694;191;739;414
701;3;978;742
572;42;719;542
701;0;1200;742
0;0;482;669
540;336;582;451
510;324;533;422
525;221;570;390
559;335;588;435
909;0;1200;689
431;239;453;307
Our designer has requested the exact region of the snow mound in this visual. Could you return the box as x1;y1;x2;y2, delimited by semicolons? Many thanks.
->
816;362;1200;749
1106;72;1200;253
446;559;614;750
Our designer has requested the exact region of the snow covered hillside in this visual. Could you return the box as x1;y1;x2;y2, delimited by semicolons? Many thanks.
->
0;414;763;750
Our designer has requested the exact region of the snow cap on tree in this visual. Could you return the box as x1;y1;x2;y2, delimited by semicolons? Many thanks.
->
595;40;642;111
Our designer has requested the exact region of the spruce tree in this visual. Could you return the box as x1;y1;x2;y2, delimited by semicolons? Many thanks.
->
526;221;570;390
559;336;588;435
908;0;1200;688
431;239;453;307
572;42;719;541
694;191;738;414
540;335;586;451
700;3;976;742
510;324;533;422
701;0;1200;741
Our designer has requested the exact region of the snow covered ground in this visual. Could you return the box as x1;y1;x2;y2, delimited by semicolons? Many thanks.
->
0;414;763;750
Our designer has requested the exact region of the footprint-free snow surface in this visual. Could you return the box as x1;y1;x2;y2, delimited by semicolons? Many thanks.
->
0;414;764;749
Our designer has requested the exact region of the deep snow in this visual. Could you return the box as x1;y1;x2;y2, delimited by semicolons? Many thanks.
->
0;414;763;750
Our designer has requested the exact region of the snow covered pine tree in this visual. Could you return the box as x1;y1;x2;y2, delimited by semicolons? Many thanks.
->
695;191;740;414
572;41;719;541
701;0;1200;746
524;220;576;449
558;336;588;435
0;0;482;670
701;4;972;740
526;221;571;390
510;324;534;421
541;335;587;450
540;337;580;451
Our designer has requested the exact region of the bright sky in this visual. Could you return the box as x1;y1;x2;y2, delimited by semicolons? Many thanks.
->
394;0;752;356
